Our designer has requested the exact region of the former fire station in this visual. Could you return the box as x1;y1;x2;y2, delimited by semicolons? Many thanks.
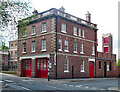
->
17;7;118;79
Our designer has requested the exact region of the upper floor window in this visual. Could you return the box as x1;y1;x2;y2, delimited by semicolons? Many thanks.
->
31;41;35;52
80;42;84;54
58;39;62;51
11;44;13;48
11;52;13;57
42;23;46;33
73;27;77;36
82;29;85;38
79;28;81;37
15;51;17;57
104;47;108;53
61;23;66;33
81;60;85;72
74;42;77;53
92;45;95;55
22;29;27;37
22;43;26;53
2;56;5;61
64;59;69;72
64;40;69;52
104;38;108;43
15;44;17;48
32;26;36;35
42;39;46;51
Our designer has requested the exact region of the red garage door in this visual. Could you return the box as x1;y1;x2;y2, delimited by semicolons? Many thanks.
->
22;59;31;77
36;58;48;78
89;61;94;78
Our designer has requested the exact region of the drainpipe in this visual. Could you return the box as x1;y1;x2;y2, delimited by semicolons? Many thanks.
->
55;16;58;79
95;30;97;78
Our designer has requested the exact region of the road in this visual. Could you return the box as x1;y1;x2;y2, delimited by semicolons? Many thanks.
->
1;73;119;92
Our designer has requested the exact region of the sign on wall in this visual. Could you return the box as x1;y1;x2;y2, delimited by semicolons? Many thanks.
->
54;54;56;65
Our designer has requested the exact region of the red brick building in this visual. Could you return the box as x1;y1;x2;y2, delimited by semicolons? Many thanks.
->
17;7;117;78
0;49;9;71
96;33;118;77
8;40;17;71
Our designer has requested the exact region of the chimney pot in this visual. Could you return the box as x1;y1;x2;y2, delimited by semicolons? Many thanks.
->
85;11;91;22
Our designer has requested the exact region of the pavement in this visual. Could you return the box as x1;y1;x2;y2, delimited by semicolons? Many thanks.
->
0;73;119;91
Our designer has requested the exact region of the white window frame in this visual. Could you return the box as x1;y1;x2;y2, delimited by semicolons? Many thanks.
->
22;43;26;53
73;27;77;36
61;23;66;33
42;39;46;51
73;42;77;53
11;52;13;57
64;59;69;72
92;45;95;55
31;41;35;52
58;39;62;51
80;42;84;54
82;29;85;38
15;51;17;57
11;44;13;48
15;44;17;48
31;26;36;35
79;28;81;37
64;40;69;52
42;23;46;33
81;60;85;72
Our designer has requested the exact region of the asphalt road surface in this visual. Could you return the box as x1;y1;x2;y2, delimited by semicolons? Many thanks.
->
1;73;119;92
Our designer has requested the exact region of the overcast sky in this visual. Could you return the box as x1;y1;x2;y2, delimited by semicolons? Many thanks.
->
30;0;119;58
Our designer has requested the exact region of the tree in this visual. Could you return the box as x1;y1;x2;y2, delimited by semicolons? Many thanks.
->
0;0;33;41
117;59;120;66
0;42;9;49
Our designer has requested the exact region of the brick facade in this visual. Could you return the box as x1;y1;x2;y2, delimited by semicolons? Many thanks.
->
17;8;118;79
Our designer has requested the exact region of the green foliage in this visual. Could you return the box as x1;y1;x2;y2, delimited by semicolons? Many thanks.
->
0;0;32;30
117;59;120;66
0;42;9;50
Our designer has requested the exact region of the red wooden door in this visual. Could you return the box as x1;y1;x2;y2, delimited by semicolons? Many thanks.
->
89;61;94;78
36;58;48;78
22;59;31;77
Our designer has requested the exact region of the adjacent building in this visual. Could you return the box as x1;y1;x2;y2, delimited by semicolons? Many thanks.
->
0;49;9;71
8;40;18;71
17;7;118;78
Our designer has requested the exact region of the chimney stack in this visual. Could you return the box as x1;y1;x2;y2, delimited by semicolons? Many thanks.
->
59;6;65;12
32;9;38;15
85;11;91;22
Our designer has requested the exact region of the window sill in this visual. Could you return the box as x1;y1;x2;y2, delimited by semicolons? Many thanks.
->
73;34;77;36
82;36;85;38
31;51;36;53
61;31;66;34
64;70;69;73
81;70;85;72
31;33;36;36
64;50;69;52
74;51;77;53
41;49;46;52
58;49;62;51
41;31;46;33
80;52;84;54
22;35;27;38
92;53;95;56
22;52;26;54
